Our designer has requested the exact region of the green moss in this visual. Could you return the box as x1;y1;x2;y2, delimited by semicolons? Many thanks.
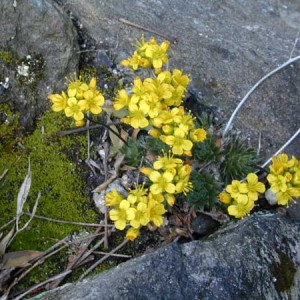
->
0;50;12;64
79;67;97;82
0;109;97;251
0;103;20;153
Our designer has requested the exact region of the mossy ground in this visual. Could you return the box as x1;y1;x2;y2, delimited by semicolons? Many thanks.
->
0;106;98;251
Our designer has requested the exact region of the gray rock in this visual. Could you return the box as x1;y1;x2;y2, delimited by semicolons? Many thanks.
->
56;0;300;160
32;213;300;300
93;50;113;68
286;199;300;221
0;0;79;131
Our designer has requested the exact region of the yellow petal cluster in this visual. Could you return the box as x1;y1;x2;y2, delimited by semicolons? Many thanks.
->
218;173;265;218
121;36;169;72
117;37;207;156
105;185;166;241
48;75;105;126
141;151;193;205
266;153;300;206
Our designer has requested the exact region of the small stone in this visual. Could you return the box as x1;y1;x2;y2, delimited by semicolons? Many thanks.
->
191;213;220;236
265;188;278;206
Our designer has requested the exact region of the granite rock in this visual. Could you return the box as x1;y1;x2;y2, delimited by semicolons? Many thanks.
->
56;0;300;159
32;213;300;300
0;0;79;131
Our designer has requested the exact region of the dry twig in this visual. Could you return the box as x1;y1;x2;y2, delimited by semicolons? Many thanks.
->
23;212;114;227
119;18;178;44
79;239;129;280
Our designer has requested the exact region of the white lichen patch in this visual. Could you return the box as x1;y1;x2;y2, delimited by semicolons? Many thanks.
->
17;62;30;77
0;77;10;89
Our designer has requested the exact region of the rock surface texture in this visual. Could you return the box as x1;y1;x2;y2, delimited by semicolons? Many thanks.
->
0;0;79;131
55;0;300;159
33;213;300;300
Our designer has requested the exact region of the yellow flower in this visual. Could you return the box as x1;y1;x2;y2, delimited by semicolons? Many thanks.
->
148;192;164;203
269;153;296;175
190;128;207;143
122;102;149;129
140;167;153;177
175;179;193;195
292;170;300;186
121;52;151;70
80;90;105;114
226;180;248;204
284;172;293;182
276;187;300;206
131;77;146;103
167;86;185;106
156;71;172;83
177;164;192;178
165;193;175;206
151;107;180;128
149;170;176;194
127;185;148;204
130;202;150;228
67;75;83;97
75;119;85;127
88;77;97;90
246;173;266;201
162;125;174;135
218;192;232;204
226;180;248;196
148;199;166;227
267;174;287;193
64;97;85;121
228;199;254;218
141;93;162;119
161;128;193;155
144;41;169;69
49;91;68;112
114;89;131;111
171;69;190;89
125;227;140;241
148;128;162;138
144;78;173;100
105;188;124;206
109;200;136;230
153;151;183;170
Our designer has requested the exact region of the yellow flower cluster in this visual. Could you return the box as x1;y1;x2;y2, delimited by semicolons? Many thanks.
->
218;173;266;218
116;37;207;156
266;153;300;205
105;152;193;241
105;185;166;241
121;36;170;72
149;106;207;156
48;76;105;127
141;151;193;205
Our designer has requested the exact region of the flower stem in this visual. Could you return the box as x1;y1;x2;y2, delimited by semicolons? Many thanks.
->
86;116;128;145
